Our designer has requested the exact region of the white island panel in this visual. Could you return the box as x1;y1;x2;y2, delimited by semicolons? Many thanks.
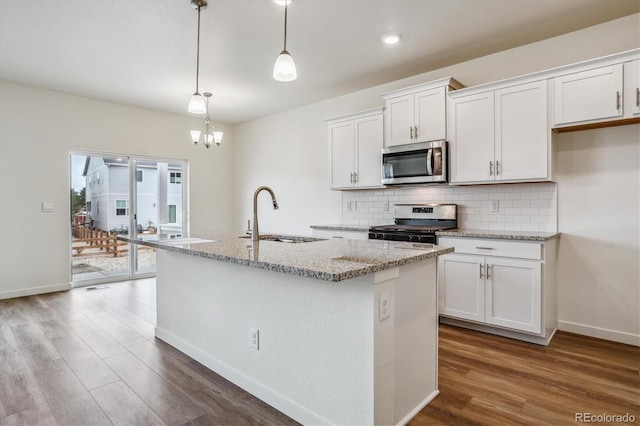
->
155;249;438;425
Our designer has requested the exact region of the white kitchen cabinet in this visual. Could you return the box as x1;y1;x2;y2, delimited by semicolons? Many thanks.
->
381;78;462;147
311;228;369;241
326;108;384;190
439;254;484;322
449;80;552;184
553;64;623;126
623;59;640;116
438;236;556;344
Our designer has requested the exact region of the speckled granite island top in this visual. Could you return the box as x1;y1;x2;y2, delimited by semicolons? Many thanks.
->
436;229;560;241
120;233;453;282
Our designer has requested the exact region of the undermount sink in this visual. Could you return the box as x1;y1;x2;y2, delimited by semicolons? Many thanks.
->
239;234;325;243
160;237;219;245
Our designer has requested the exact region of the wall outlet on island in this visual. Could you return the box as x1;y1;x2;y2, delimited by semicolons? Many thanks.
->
379;292;390;321
249;328;259;350
490;200;499;212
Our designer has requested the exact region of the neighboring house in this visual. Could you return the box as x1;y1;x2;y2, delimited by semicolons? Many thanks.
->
83;157;183;234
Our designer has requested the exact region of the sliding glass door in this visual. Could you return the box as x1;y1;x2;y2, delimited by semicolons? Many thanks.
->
70;151;187;285
132;159;187;276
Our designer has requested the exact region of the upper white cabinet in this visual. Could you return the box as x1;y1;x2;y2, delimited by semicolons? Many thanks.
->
623;59;640;116
553;64;623;125
449;80;553;185
326;108;384;190
551;51;640;129
381;78;462;147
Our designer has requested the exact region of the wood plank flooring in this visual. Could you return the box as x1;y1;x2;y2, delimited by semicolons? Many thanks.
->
0;279;638;425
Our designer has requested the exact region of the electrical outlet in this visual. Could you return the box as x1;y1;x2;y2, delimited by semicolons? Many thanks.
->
379;292;390;321
249;328;259;350
490;200;499;212
383;201;389;211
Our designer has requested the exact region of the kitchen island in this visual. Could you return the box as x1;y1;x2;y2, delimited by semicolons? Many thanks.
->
122;233;453;425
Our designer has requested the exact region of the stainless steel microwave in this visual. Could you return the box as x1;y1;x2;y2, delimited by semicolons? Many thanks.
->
381;140;448;185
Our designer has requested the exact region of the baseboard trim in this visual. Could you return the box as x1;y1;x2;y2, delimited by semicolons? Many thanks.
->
440;317;553;345
397;390;439;426
558;320;640;347
155;327;333;426
0;283;71;300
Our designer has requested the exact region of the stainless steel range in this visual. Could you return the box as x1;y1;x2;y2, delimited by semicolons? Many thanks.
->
369;204;457;244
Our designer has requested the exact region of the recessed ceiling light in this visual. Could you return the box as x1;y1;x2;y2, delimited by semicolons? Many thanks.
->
382;34;401;45
273;0;292;5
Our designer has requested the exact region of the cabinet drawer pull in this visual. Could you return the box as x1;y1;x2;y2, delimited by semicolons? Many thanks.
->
616;91;621;110
475;246;496;250
479;264;484;279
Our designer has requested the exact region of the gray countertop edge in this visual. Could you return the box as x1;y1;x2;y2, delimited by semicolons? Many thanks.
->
309;224;372;232
120;236;453;282
436;229;560;241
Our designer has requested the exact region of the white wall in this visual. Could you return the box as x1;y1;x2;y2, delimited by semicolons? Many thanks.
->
557;125;640;345
0;81;234;298
233;14;640;235
233;14;640;344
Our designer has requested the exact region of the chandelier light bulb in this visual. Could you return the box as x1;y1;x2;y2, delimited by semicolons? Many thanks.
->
190;130;201;144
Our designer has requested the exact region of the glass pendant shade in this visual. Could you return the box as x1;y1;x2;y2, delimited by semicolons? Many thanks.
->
188;93;207;114
190;130;201;144
273;51;297;82
212;131;223;145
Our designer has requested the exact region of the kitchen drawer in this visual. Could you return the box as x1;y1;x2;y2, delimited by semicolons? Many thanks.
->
438;237;542;260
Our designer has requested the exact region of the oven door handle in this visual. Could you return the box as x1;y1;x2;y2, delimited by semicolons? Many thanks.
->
426;148;433;176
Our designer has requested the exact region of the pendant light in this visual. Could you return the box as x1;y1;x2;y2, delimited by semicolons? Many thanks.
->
188;0;208;114
273;0;297;82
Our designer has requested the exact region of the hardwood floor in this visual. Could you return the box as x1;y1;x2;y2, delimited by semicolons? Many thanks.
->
0;279;638;425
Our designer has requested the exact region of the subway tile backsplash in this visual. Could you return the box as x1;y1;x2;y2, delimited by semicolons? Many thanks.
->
342;183;558;232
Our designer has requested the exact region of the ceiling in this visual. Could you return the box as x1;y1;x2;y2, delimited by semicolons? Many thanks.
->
1;0;638;124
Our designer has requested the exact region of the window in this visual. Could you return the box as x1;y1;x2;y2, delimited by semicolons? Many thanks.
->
86;201;91;212
168;205;177;223
116;200;129;216
170;172;182;184
136;170;143;182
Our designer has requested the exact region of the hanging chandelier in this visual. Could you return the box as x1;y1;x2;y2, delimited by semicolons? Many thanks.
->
190;92;223;148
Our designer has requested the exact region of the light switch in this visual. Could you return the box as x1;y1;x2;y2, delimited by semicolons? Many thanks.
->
42;202;55;212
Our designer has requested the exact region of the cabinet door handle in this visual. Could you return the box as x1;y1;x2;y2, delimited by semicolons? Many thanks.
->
414;126;418;139
479;264;484;279
350;172;354;183
353;172;358;183
489;161;494;176
409;126;413;140
636;88;639;107
486;265;492;279
616;91;621;110
496;160;500;175
475;246;495;250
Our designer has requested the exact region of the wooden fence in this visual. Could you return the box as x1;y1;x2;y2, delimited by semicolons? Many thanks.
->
71;225;153;258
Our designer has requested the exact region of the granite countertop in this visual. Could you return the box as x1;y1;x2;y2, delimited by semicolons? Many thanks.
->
119;232;452;282
309;224;372;232
436;229;560;241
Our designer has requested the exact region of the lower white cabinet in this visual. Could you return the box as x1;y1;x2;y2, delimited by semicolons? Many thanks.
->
438;236;556;345
311;228;369;241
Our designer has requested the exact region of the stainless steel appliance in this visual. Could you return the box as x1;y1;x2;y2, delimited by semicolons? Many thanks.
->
381;140;448;185
369;204;457;244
